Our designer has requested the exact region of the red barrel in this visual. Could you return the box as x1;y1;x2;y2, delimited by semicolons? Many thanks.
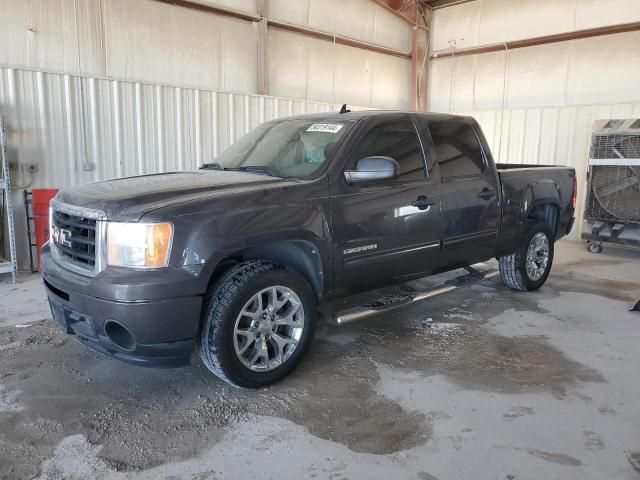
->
32;189;58;271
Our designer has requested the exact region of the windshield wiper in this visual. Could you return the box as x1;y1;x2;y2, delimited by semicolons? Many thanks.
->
237;165;276;176
199;162;223;170
200;163;278;177
223;165;277;177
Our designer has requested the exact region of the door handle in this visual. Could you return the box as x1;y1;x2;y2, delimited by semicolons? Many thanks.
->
411;195;438;210
477;188;497;200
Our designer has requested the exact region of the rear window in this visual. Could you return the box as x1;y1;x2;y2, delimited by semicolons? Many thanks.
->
429;120;485;178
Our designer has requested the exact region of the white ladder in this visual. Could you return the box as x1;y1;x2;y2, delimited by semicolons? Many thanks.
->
0;116;18;284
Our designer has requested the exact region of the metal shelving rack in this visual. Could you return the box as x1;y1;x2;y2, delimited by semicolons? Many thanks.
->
24;190;37;272
0;116;18;283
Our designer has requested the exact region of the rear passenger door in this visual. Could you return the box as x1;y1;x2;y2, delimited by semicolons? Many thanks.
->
330;114;443;293
425;118;501;267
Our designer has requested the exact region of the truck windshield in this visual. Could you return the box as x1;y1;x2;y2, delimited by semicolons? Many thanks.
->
211;119;353;178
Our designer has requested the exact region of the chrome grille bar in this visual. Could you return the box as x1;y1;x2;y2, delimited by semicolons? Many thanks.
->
49;200;107;277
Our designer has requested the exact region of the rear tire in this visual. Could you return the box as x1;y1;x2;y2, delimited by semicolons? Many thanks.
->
499;221;554;291
199;261;316;388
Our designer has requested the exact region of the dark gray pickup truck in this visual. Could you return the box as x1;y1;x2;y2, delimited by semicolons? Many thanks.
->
42;111;576;387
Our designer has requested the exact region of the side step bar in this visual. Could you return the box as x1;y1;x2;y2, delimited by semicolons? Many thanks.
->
329;267;500;325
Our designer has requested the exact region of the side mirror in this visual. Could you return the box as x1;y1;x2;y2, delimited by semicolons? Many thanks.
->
344;156;399;184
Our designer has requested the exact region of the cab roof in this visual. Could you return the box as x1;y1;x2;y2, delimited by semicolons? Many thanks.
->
269;110;472;123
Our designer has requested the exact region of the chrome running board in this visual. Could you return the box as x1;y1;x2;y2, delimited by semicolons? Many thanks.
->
329;267;500;326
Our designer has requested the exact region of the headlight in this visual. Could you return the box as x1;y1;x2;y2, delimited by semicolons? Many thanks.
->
107;222;173;268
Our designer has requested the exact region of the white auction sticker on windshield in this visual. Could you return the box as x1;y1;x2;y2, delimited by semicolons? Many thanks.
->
306;123;344;134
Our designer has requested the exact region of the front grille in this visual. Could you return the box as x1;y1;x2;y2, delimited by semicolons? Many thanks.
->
52;209;97;269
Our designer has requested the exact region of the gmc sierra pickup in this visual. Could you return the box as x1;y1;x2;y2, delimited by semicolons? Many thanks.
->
42;111;576;388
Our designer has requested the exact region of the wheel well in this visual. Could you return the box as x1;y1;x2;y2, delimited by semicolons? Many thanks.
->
206;240;324;302
528;203;559;237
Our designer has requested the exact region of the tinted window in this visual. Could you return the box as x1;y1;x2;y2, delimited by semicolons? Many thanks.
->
351;119;426;181
429;121;485;178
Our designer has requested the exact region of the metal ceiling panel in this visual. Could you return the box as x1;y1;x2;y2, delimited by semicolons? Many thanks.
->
103;0;258;94
268;0;412;52
267;29;411;109
428;31;640;112
430;0;640;53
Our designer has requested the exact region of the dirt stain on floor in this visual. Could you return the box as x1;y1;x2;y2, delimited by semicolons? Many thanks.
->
546;274;639;303
0;323;429;476
417;472;440;480
0;283;605;478
526;449;582;466
628;452;640;473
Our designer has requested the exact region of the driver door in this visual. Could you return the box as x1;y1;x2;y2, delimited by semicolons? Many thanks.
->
330;114;444;293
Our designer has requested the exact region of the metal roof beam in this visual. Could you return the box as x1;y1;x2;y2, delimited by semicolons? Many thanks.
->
431;21;640;59
371;0;419;25
422;0;479;10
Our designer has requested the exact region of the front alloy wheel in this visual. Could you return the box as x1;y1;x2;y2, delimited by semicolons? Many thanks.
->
199;261;316;388
233;286;305;372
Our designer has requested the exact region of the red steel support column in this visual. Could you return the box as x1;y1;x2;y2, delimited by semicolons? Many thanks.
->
412;25;429;111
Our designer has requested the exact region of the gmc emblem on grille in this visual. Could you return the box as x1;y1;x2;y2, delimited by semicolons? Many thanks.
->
51;225;72;247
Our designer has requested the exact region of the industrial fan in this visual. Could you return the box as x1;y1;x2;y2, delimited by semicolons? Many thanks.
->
582;119;640;254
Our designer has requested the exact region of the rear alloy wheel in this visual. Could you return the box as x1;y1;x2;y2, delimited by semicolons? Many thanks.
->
499;221;555;291
525;232;550;281
199;261;315;388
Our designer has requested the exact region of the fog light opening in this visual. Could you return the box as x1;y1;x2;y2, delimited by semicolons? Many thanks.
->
104;320;136;352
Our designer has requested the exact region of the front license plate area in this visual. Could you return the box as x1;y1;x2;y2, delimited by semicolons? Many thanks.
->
47;296;97;338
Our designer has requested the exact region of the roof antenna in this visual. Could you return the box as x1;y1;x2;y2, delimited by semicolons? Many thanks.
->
339;104;350;114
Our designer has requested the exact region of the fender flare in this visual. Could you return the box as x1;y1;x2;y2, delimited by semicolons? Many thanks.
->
520;180;562;220
205;233;330;302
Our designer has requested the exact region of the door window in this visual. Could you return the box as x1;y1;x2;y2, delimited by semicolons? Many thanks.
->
429;121;486;179
351;119;426;181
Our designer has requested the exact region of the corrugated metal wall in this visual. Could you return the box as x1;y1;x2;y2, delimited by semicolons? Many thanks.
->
0;67;357;186
0;66;364;268
0;0;412;106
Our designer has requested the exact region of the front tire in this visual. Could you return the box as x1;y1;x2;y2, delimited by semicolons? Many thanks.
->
199;261;316;388
499;221;555;291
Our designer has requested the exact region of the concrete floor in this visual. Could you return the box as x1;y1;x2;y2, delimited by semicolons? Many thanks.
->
1;241;639;480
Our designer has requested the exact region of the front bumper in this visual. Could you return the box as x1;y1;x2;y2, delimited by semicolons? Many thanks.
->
41;244;204;368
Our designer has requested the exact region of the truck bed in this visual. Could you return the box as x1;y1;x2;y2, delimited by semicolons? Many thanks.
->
496;163;566;170
496;164;576;251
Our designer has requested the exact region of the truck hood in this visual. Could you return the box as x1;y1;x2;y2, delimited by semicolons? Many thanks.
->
55;171;286;221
